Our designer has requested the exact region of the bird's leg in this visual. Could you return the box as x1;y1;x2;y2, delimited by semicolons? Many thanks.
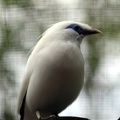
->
49;114;58;118
36;111;41;119
42;114;58;119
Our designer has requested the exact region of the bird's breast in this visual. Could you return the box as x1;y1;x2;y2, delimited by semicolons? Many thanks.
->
26;41;84;114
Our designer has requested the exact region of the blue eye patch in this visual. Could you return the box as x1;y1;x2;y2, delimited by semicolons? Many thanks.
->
66;24;83;35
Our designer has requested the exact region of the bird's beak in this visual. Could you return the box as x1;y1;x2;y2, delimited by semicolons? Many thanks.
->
83;28;102;36
91;28;102;34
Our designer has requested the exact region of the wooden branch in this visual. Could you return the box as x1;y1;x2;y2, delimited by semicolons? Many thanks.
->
40;116;90;120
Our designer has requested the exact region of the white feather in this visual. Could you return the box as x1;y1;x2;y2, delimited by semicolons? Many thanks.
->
17;21;101;120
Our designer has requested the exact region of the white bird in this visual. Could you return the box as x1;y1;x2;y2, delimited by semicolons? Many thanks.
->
17;21;101;120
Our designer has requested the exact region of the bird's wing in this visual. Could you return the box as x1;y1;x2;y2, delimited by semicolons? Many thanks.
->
17;60;38;120
17;38;46;119
17;72;30;114
17;37;44;115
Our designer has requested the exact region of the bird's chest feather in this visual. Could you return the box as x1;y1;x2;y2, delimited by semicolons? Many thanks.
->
26;41;84;112
28;41;84;95
36;41;84;84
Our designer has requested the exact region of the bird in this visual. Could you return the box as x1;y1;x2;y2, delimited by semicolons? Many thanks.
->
17;21;101;120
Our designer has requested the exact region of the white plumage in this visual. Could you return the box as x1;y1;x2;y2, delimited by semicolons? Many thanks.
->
17;21;101;120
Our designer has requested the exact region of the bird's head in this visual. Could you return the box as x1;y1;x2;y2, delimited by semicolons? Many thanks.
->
43;21;102;44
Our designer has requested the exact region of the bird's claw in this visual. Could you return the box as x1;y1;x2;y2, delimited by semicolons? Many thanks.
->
36;111;41;119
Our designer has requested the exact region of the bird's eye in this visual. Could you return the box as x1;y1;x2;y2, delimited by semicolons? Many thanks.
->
73;25;80;31
66;24;82;35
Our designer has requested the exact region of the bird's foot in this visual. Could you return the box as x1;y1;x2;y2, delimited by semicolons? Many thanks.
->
40;114;58;120
36;111;41;119
35;111;58;120
49;114;58;118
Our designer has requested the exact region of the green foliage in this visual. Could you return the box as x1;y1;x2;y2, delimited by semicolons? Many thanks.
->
2;110;15;120
2;0;33;8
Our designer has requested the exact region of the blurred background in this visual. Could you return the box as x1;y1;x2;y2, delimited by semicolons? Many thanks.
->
0;0;120;120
